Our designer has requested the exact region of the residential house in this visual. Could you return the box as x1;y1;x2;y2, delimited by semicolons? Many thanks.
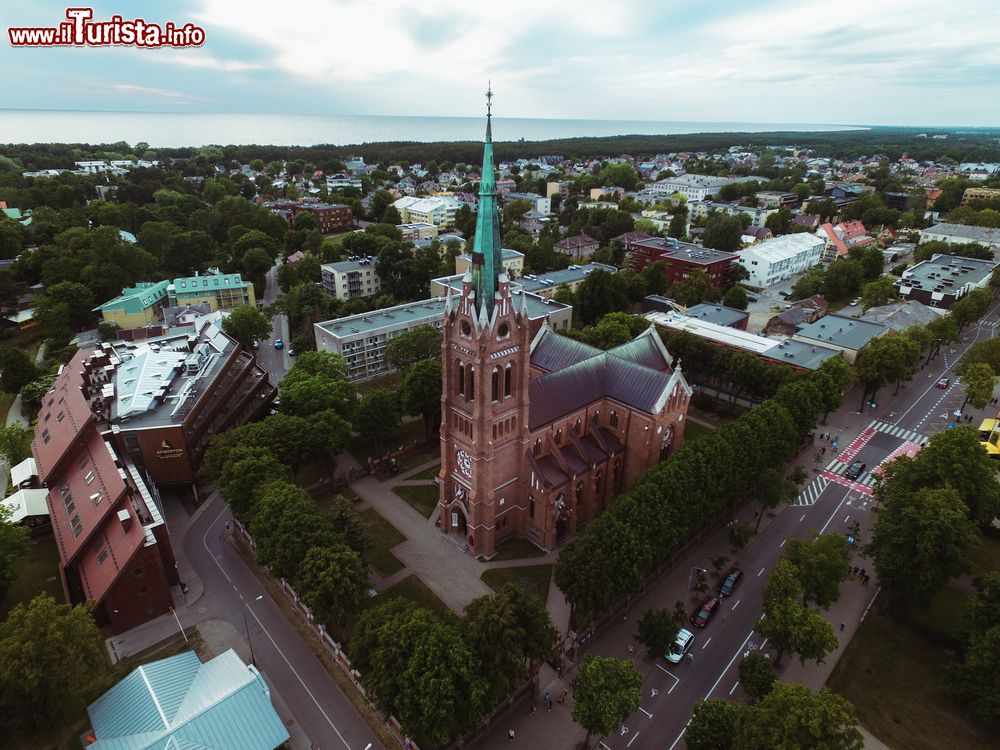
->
920;222;1000;252
95;281;171;330
554;234;600;260
321;257;382;300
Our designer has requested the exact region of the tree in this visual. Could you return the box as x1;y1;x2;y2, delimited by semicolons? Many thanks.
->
401;359;442;441
0;504;29;595
824;259;864;300
221;305;272;349
671;269;720;308
860;276;898;310
960;361;996;410
354;389;401;456
944;625;1000;725
722;284;749;310
0;595;104;733
0;424;31;467
572;655;642;749
951;288;993;330
867;486;978;607
738;652;775;703
385;325;442;370
757;559;838;666
217;445;292;518
737;683;864;750
295;544;368;629
686;699;739;750
252;482;342;579
635;606;682;660
576;269;630;325
855;333;920;408
668;207;688;239
462;584;555;704
0;347;37;394
790;265;826;299
702;213;744;252
784;531;851;609
751;468;797;532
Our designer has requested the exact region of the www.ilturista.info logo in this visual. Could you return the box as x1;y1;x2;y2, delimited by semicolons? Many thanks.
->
8;7;205;47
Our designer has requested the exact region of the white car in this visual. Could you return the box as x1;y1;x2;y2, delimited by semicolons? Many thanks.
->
665;628;695;664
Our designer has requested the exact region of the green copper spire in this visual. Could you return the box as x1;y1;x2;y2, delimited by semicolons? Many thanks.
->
470;83;502;319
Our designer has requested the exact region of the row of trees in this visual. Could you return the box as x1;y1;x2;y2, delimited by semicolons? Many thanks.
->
350;585;555;747
553;356;851;619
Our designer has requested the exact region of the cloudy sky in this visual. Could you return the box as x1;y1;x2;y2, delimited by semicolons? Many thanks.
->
3;0;1000;126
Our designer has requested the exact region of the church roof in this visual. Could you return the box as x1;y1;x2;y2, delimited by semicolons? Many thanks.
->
469;87;503;318
530;325;672;374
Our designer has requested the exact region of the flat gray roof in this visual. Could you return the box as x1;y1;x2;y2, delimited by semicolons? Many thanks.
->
761;338;840;370
897;254;997;291
519;263;618;293
628;237;738;265
923;223;1000;244
793;314;886;351
685;303;750;327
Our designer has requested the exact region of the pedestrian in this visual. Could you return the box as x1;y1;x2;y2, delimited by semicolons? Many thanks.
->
840;622;846;631
225;519;231;532
860;567;867;579
544;691;549;706
628;644;634;655
863;573;870;586
530;702;536;716
557;665;563;679
853;566;859;577
508;728;515;742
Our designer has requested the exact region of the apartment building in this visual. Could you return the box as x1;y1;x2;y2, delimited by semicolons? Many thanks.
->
167;270;256;310
321;257;383;300
737;233;825;288
95;281;170;329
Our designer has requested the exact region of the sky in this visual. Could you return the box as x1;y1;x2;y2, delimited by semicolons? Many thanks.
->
3;0;1000;126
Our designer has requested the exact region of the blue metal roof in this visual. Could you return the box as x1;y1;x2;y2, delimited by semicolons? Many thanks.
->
88;649;289;750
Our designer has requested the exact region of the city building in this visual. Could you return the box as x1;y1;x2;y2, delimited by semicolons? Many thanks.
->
687;200;776;229
393;195;464;227
167;270;256;311
791;314;888;364
816;220;877;261
649;174;760;201
321;257;383;300
263;199;354;233
433;262;616;301
326;173;364;192
682;302;750;330
920;222;1000;252
518;210;554;237
398;222;439;241
456;248;525;279
554;234;600;260
314;292;572;382
757;191;799;208
859;300;943;332
883;191;910;211
737;233;825;288
961;187;1000;205
436;104;692;557
546;181;571;199
894;254;999;309
95;281;170;330
87;649;289;750
623;235;739;286
646;311;841;371
505;191;551;214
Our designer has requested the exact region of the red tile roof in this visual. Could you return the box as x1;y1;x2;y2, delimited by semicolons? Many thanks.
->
32;349;95;484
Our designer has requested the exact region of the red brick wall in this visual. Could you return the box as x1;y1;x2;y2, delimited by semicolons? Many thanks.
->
98;542;175;634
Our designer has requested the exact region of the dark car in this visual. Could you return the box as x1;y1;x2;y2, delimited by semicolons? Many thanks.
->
691;596;720;628
844;461;866;480
718;567;744;598
936;377;950;389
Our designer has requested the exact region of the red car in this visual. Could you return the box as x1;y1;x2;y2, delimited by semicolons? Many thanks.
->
936;377;950;389
691;595;721;628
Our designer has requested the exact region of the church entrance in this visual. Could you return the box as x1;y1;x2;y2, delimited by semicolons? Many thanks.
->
660;425;675;460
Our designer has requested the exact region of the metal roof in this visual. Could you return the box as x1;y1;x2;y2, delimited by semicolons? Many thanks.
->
88;649;289;750
793;314;887;351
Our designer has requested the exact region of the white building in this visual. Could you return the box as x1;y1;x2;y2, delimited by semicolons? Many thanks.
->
648;174;760;202
687;200;777;228
738;233;825;288
326;174;364;192
920;222;1000;252
393;196;464;228
505;191;551;214
320;256;383;301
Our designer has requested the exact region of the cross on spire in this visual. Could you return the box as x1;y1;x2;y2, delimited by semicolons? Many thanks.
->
486;81;493;118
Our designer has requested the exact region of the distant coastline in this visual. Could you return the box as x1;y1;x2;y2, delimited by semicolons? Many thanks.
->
0;109;868;148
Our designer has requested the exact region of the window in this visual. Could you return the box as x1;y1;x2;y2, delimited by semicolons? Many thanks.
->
504;364;513;397
574;419;582;435
491;367;499;402
70;514;84;538
468;368;475;399
458;362;465;395
576;481;584;503
533;439;541;457
41;428;51;445
95;543;108;565
529;495;535;518
610;411;619;428
493;424;497;440
84;470;95;485
555;428;563;445
134;567;144;577
56;411;65;422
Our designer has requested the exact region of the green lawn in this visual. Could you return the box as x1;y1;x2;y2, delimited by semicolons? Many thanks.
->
0;533;62;619
355;370;405;395
358;508;406;577
907;586;971;645
313;489;361;512
367;574;449;617
394;485;439;518
683;420;715;444
346;418;427;467
488;536;547;562
827;608;992;750
409;463;441;481
967;534;1000;577
482;564;552;602
0;392;14;423
393;444;439;476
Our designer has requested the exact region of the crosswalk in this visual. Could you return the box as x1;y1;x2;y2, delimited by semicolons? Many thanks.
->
794;420;929;506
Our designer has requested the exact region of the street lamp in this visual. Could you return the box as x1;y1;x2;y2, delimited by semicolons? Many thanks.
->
241;594;264;667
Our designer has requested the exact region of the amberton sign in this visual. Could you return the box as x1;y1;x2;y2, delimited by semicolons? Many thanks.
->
156;439;184;459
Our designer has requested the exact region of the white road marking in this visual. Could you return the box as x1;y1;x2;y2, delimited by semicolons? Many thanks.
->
729;681;739;696
702;637;712;649
638;707;652;718
779;539;786;547
843;514;850;524
203;502;354;750
667;719;692;750
799;513;806;522
757;567;765;577
731;599;740;612
705;630;756;700
656;664;681;694
820;486;854;535
627;731;640;747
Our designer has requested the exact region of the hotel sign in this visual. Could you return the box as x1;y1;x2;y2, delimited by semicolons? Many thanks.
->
156;439;184;460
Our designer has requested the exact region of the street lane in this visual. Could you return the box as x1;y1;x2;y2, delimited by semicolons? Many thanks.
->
185;493;383;750
600;301;1000;750
257;263;291;385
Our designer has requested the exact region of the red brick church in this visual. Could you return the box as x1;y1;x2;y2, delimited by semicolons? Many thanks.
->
437;94;692;558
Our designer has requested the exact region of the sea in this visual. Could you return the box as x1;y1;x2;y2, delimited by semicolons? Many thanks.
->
0;109;866;148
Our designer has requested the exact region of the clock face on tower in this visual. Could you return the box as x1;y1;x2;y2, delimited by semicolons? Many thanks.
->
456;449;473;478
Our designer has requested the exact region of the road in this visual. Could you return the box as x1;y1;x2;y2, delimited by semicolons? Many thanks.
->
186;492;383;750
598;305;1000;750
257;263;292;385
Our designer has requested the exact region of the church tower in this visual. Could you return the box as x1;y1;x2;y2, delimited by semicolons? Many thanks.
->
438;88;532;558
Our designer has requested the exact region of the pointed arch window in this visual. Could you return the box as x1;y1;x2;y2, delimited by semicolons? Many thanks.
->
574;418;582;435
610;410;619;428
457;361;465;396
533;439;541;457
504;363;513;398
468;367;475;399
555;428;563;445
491;367;500;402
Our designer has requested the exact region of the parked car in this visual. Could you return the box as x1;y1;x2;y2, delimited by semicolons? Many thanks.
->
778;290;791;298
844;461;866;480
936;377;950;389
273;338;283;349
665;628;695;664
718;567;744;598
850;297;862;306
691;596;720;628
